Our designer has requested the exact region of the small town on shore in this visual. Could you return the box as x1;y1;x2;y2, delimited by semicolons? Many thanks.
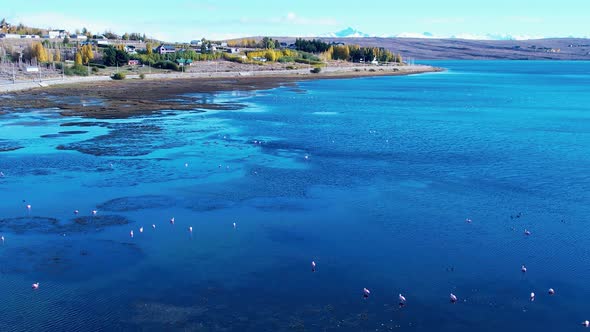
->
0;18;411;86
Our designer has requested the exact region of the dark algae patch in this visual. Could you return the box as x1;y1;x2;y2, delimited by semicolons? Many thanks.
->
0;214;133;234
97;195;178;212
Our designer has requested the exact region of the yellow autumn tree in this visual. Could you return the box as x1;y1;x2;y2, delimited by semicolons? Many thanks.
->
31;42;48;62
53;50;61;62
75;52;83;65
146;42;153;55
80;45;94;64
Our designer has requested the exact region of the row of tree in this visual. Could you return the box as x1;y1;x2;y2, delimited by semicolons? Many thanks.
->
294;38;331;53
326;45;402;63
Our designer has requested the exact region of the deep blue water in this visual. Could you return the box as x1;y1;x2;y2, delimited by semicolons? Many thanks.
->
1;61;590;331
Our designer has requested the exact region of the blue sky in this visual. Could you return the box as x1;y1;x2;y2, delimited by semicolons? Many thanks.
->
2;0;588;41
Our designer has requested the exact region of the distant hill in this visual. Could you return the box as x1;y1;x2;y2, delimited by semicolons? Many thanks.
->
270;37;590;60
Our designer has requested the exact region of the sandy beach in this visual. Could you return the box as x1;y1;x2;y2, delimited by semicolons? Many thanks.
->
0;64;441;118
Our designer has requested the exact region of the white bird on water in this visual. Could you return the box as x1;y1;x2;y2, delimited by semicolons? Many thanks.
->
152;224;156;229
189;226;193;233
363;288;371;299
92;210;97;216
130;230;134;238
139;227;144;233
26;204;31;210
583;320;590;327
32;282;39;290
450;293;458;303
548;288;555;295
1;235;4;244
170;217;175;225
524;229;531;236
399;294;407;306
74;210;79;215
311;261;316;272
521;264;527;273
530;292;535;301
233;222;237;229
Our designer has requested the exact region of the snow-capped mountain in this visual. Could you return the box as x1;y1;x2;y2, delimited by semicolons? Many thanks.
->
320;28;548;40
321;27;370;38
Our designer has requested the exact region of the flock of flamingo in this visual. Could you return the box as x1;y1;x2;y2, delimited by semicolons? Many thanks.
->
1;163;588;328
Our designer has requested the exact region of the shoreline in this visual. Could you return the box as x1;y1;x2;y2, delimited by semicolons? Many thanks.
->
0;65;442;119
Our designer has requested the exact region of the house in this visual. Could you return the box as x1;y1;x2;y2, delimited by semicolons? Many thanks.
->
125;45;137;54
190;40;203;46
70;34;88;41
96;40;110;47
0;33;21;39
252;56;267;62
220;42;228;47
175;58;193;66
48;30;68;39
279;42;287;48
156;44;176;54
20;34;40;39
226;47;240;54
128;59;140;66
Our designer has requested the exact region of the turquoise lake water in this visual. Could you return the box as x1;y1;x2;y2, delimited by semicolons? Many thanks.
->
1;61;590;331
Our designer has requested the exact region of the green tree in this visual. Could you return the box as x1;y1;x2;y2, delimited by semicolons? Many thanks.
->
122;33;129;40
62;36;70;45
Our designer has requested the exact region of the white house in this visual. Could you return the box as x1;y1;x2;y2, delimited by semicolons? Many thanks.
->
70;34;88;41
48;30;68;39
0;33;21;39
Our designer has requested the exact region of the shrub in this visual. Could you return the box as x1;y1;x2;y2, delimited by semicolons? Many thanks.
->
91;67;99;73
153;60;180;71
286;65;295;70
64;64;89;76
139;73;145;79
54;63;64;70
310;67;321;74
89;63;107;69
111;72;126;80
369;68;376;72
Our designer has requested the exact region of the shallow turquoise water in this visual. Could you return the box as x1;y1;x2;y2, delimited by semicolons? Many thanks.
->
1;61;590;331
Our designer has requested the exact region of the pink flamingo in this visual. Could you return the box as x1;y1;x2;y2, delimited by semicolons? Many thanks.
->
32;282;39;289
363;288;370;299
524;229;531;236
311;261;316;272
170;217;175;225
548;288;555;295
530;292;535;301
450;293;458;303
130;230;134;238
399;294;407;306
521;264;527;273
583;321;590;327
